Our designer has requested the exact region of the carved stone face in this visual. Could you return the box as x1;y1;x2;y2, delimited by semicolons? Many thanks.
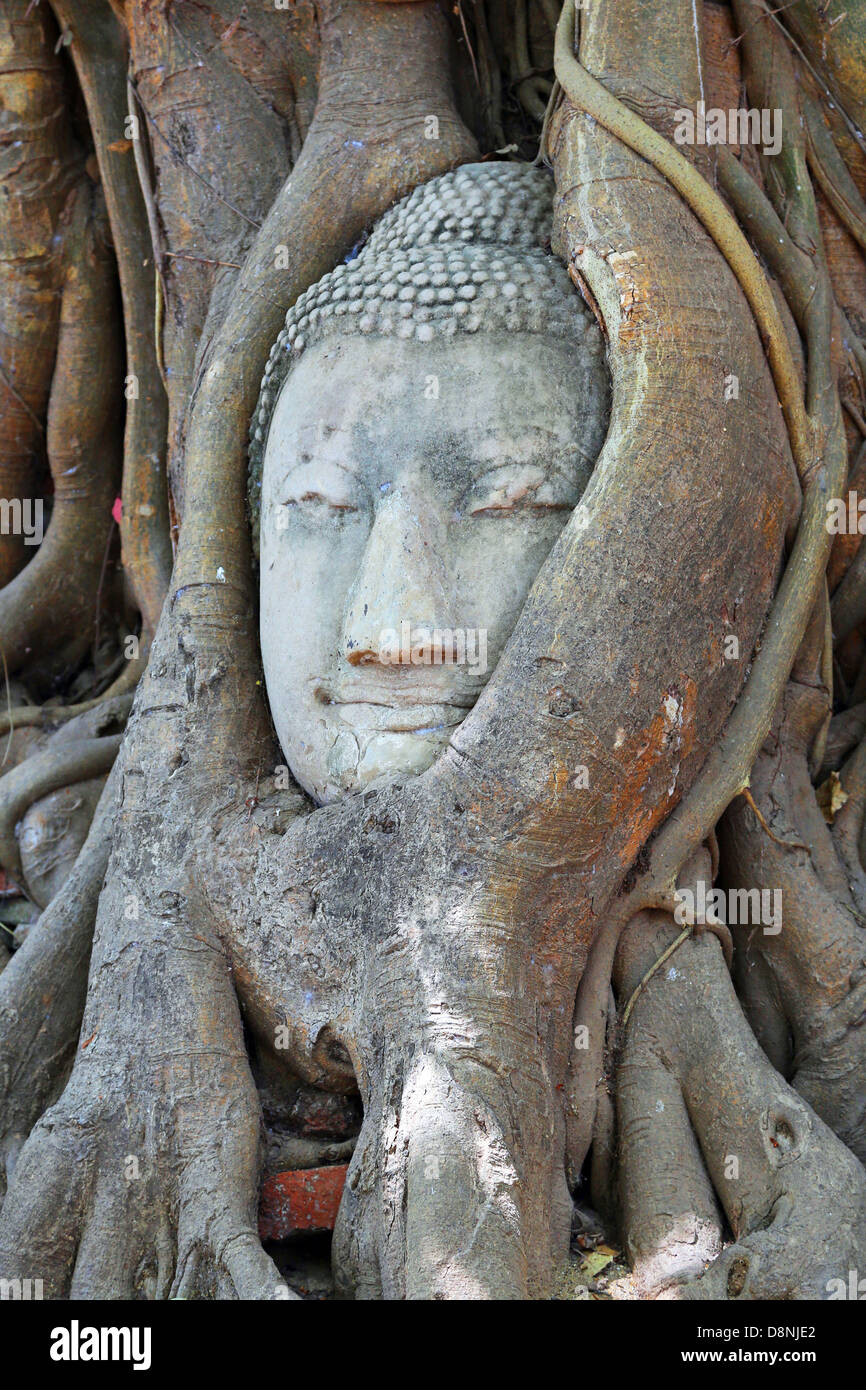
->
260;332;607;803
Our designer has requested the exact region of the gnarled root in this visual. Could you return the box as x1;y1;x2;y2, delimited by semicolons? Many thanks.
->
0;810;291;1297
613;913;866;1299
613;911;725;1296
0;693;131;907
0;2;77;589
335;1053;526;1300
0;175;122;682
719;679;866;1164
0;764;118;1197
0;1051;290;1299
215;775;576;1302
0;734;121;888
333;1041;569;1301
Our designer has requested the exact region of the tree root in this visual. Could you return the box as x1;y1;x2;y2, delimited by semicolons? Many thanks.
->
818;700;866;779
50;0;172;639
0;735;121;887
720;682;866;1165
555;0;813;482
0;658;143;739
614;914;866;1299
0;763;119;1199
554;0;847;1184
804;91;866;256
0;176;123;680
0;2;78;590
0;756;290;1297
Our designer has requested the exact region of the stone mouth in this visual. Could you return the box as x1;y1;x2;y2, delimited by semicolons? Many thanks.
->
327;700;469;735
315;677;478;707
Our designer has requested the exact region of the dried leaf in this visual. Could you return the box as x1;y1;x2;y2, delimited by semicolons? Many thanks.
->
816;770;848;824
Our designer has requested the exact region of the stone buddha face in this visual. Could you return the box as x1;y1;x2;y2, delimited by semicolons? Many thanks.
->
252;163;609;804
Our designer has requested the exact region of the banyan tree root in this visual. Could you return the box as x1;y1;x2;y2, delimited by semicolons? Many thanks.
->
0;762;120;1199
1;694;132;908
49;0;171;640
719;679;866;1166
0;2;78;590
0;172;123;683
613;912;866;1300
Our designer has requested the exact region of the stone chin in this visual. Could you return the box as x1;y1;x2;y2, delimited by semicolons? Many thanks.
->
324;726;452;799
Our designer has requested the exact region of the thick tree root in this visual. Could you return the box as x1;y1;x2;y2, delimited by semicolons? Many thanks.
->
720;682;866;1165
0;2;77;589
552;0;848;1186
212;773;576;1301
0;764;119;1198
0;174;123;681
0;794;291;1297
614;913;866;1299
0;735;121;887
333;1049;559;1300
50;0;172;638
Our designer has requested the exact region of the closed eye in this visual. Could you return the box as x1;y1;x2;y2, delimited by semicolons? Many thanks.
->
467;463;578;517
279;460;361;515
284;491;358;512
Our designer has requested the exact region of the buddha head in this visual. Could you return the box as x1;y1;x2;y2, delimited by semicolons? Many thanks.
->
249;163;609;805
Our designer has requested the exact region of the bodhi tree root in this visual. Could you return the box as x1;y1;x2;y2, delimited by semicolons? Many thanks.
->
0;761;120;1199
0;169;123;684
49;0;171;642
719;677;866;1166
0;733;122;887
0;693;132;908
614;913;866;1299
0;2;78;591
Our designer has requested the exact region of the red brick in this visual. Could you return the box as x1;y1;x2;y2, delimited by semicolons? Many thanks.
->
258;1164;348;1242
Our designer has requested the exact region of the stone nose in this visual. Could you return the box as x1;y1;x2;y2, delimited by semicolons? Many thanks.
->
341;488;458;666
